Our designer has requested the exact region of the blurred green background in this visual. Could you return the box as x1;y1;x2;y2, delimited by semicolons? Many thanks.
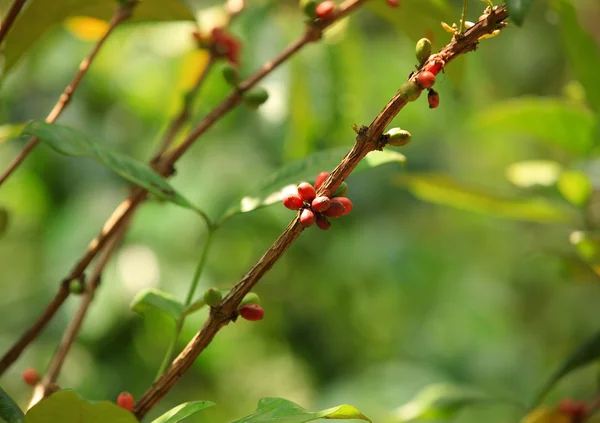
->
1;0;600;421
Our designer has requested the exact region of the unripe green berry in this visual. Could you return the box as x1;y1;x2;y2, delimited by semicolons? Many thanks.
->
243;87;269;109
69;279;85;294
203;287;222;306
300;0;317;18
221;64;240;86
386;128;411;146
399;80;422;102
332;181;348;198
415;38;432;65
240;292;261;306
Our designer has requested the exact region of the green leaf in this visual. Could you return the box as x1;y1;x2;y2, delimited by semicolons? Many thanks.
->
151;401;215;423
505;160;562;188
131;288;184;321
0;207;8;238
558;170;592;206
506;0;534;26
397;174;572;223
0;386;24;423
532;330;600;406
2;0;194;75
231;398;371;423
553;0;600;113
23;121;198;211
391;384;497;422
223;148;405;220
472;97;595;155
24;390;137;423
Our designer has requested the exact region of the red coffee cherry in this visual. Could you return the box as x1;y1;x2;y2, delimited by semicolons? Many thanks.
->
316;214;331;230
316;1;335;19
283;194;304;210
427;89;440;109
117;392;135;411
211;28;242;67
322;200;346;218
315;171;330;190
559;399;587;420
22;368;40;386
300;208;316;227
386;0;399;7
312;196;331;212
417;71;436;89
297;182;316;203
424;60;443;76
332;197;353;215
239;304;264;321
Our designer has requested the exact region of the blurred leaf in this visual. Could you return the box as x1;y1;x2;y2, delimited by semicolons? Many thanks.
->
506;160;562;188
65;17;110;41
569;231;600;262
507;0;534;26
2;0;194;75
23;121;201;211
0;386;24;423
222;148;405;219
391;383;498;422
520;407;569;423
0;207;8;238
231;398;371;423
397;174;572;223
0;123;27;143
553;0;600;113
24;390;137;423
151;401;216;423
472;97;594;155
131;288;184;322
558;170;592;206
532;330;600;406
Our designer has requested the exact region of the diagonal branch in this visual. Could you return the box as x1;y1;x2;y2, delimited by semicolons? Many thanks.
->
133;5;509;418
0;2;136;187
0;0;27;45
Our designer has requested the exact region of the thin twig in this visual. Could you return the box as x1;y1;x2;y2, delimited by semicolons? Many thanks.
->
0;0;27;45
133;6;509;418
0;4;134;187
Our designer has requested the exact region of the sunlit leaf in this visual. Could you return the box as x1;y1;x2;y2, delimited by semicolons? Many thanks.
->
24;390;137;423
397;174;572;223
223;148;405;220
507;0;534;26
506;161;562;188
472;98;595;155
2;0;195;75
231;398;371;423
520;407;569;423
65;17;110;41
569;231;600;262
0;386;24;423
391;383;497;422
558;170;592;206
532;330;600;406
22;121;201;211
151;401;215;423
131;288;184;322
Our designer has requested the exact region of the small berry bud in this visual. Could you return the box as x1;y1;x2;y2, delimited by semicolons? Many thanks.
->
332;181;348;198
315;1;335;19
399;80;422;102
117;392;135;411
386;0;399;7
239;304;264;321
386;128;411;146
322;200;346;218
300;0;318;17
312;196;331;212
297;182;317;203
424;60;443;76
315;171;330;190
221;64;240;86
332;197;353;215
300;208;316;226
283;194;304;210
243;87;269;109
22;368;40;386
415;38;432;65
427;89;440;109
203;288;222;307
240;292;261;306
316;214;331;230
68;279;84;294
417;71;436;89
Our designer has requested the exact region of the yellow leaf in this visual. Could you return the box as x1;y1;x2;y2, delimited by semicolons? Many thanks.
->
520;407;569;423
65;17;109;41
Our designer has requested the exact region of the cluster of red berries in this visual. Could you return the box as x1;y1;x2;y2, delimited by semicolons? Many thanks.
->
192;28;242;67
415;38;443;109
558;399;588;422
283;171;353;230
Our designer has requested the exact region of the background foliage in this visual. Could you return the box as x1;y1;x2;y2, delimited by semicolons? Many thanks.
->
1;0;600;422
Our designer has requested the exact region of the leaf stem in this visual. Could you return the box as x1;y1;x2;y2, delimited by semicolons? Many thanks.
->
459;0;468;34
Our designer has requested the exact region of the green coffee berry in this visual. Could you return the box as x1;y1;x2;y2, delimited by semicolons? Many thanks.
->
69;279;84;294
399;80;422;102
240;292;261;307
386;128;411;146
203;287;223;306
243;87;269;109
332;181;348;198
300;0;317;18
221;64;240;86
415;38;432;65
